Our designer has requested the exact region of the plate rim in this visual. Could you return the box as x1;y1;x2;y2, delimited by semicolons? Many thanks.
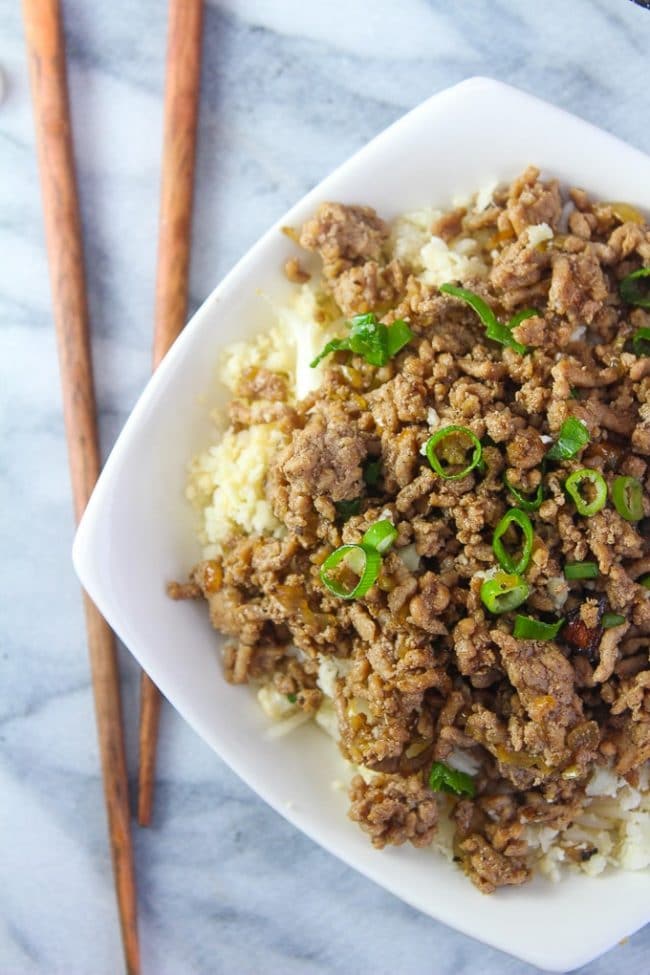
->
73;76;650;971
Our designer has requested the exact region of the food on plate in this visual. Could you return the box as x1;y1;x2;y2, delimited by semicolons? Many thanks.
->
173;167;650;892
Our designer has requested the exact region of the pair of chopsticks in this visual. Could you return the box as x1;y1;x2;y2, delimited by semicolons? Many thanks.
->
23;1;203;971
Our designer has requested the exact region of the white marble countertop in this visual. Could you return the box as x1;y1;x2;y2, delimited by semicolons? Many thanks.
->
3;1;650;972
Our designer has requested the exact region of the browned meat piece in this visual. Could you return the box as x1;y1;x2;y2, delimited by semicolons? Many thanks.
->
284;257;311;283
299;202;389;277
505;166;562;235
458;833;530;894
409;572;451;633
331;260;405;317
505;427;546;471
279;412;367;502
490;235;550;292
632;402;650;455
348;773;438;848
453;616;502;687
586;509;645;573
234;366;289;401
367;371;428;433
548;251;609;323
167;580;202;600
492;631;589;772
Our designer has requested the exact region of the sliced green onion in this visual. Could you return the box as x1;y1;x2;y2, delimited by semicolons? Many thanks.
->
564;561;599;580
602;612;626;629
362;519;397;554
426;425;482;480
320;543;381;599
310;313;413;368
632;327;650;357
480;571;530;614
428;761;475;798
611;476;644;522
439;283;529;354
363;458;381;487
385;319;414;358
565;468;607;517
493;508;534;575
503;473;544;512
639;575;650;589
620;267;650;309
513;615;565;640
546;417;590;462
335;498;361;520
310;336;350;367
287;693;298;704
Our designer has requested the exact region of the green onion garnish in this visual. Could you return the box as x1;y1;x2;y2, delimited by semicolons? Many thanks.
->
480;571;530;614
425;425;483;480
546;417;590;461
335;499;362;520
564;561;599;580
310;312;413;368
602;612;626;629
361;519;397;555
620;267;650;309
632;327;650;357
503;473;544;512
564;468;607;517
611;476;644;522
363;458;382;487
428;761;475;798
287;693;298;703
385;318;413;357
639;575;650;589
439;283;533;355
493;508;534;575
319;543;381;599
513;615;565;640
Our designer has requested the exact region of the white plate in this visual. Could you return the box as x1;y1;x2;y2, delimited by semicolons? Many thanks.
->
73;77;650;971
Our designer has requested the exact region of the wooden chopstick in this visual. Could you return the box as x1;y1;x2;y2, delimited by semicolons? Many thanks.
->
137;0;204;828
22;2;140;973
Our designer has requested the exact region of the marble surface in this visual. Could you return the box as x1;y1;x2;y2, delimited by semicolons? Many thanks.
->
3;1;650;972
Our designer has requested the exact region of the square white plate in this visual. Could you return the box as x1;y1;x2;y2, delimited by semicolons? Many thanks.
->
73;77;650;971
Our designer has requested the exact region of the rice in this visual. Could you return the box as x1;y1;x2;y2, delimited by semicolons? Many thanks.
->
187;285;340;555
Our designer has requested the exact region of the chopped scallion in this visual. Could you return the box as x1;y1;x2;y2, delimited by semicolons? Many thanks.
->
611;476;643;522
335;499;361;520
320;544;381;599
428;761;475;798
439;283;533;354
602;612;626;629
425;425;483;480
546;417;590;461
362;519;397;555
564;468;607;517
513;615;565;640
564;561;599;580
480;571;530;614
632;326;650;357
493;508;534;575
363;458;382;487
503;473;544;512
310;312;413;368
620;267;650;309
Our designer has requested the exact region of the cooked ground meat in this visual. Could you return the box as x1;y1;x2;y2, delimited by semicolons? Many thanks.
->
175;170;650;893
